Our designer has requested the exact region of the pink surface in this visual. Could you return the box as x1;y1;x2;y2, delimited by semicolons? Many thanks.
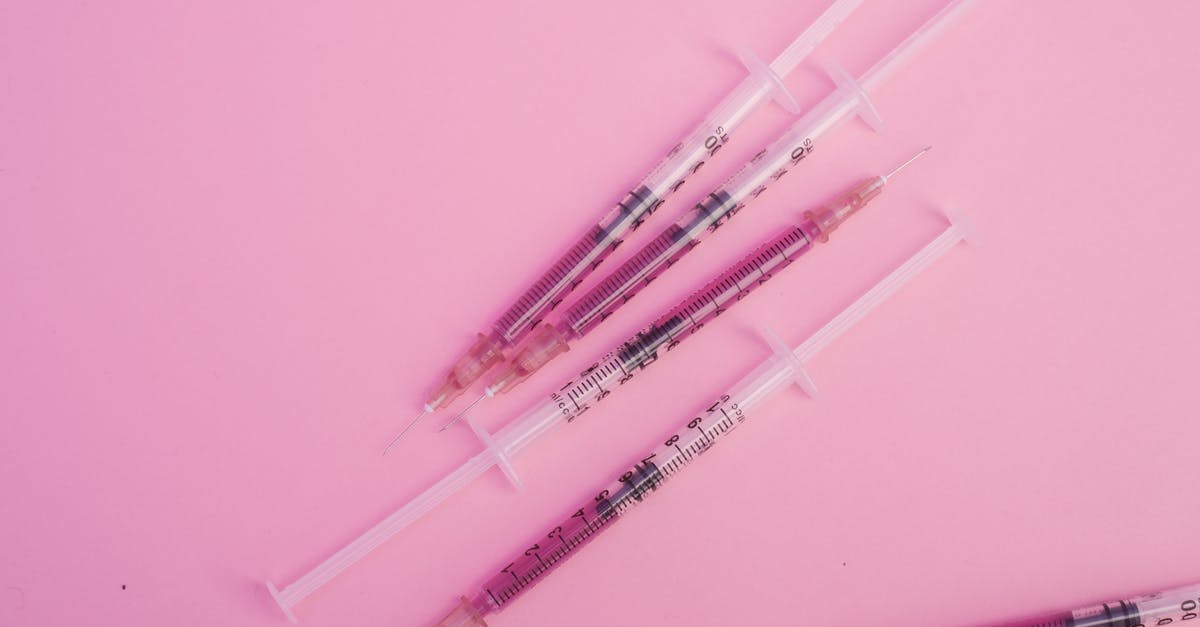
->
3;1;1199;626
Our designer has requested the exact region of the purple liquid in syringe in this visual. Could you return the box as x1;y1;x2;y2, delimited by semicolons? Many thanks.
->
991;583;1200;627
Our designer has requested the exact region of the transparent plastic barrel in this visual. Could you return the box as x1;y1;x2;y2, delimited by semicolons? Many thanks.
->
491;76;776;346
521;226;813;433
993;584;1200;627
641;75;774;197
720;84;859;203
466;354;801;617
558;82;860;338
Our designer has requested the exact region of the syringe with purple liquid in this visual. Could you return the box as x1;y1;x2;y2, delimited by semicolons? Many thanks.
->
989;582;1200;627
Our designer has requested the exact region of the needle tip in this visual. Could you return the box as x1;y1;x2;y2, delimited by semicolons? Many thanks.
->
437;394;486;434
381;409;429;455
883;146;933;181
437;413;464;432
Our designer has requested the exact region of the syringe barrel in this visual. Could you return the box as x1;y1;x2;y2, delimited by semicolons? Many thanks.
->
559;83;858;338
490;71;781;348
470;353;799;616
491;193;655;345
989;583;1200;627
499;225;812;452
719;84;859;202
633;225;813;351
642;75;773;197
559;191;731;337
472;458;663;614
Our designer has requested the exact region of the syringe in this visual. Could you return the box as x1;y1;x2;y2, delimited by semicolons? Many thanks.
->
271;162;914;620
430;216;973;627
988;581;1200;627
432;0;977;432
438;147;930;431
411;0;863;426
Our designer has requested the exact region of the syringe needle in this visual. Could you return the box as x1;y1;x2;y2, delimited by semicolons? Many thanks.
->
381;409;429;456
439;394;486;433
883;145;932;181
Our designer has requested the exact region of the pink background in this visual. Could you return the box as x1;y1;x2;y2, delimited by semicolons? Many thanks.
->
3;1;1199;626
